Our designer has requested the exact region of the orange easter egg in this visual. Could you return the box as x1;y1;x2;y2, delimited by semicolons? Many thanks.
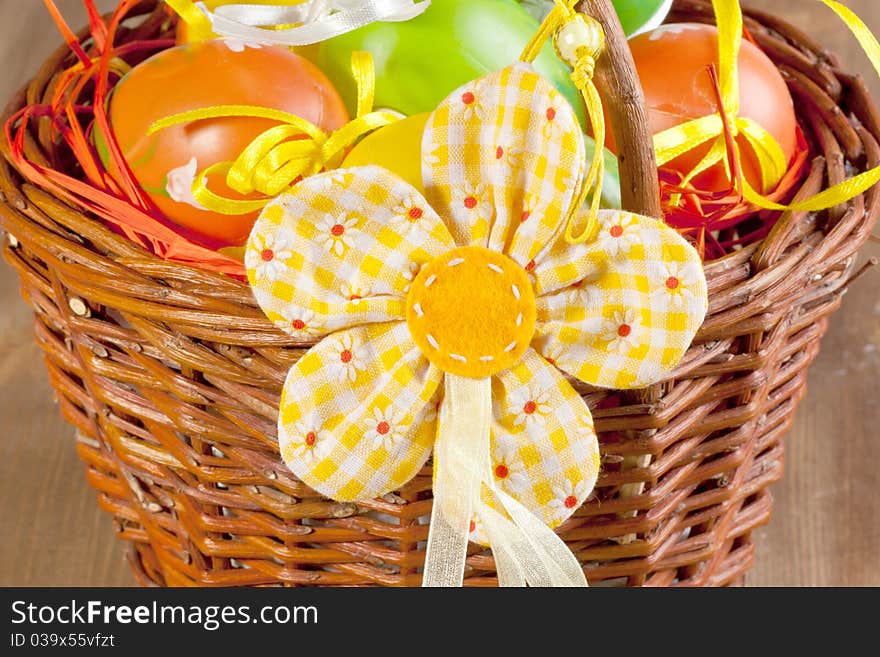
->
104;39;349;246
627;23;797;193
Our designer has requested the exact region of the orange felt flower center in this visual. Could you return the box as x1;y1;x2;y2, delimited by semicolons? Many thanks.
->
406;246;536;378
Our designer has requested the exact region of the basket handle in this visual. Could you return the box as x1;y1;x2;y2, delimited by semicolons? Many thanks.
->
577;0;661;219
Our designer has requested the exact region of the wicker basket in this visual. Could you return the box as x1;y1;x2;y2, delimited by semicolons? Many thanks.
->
0;0;877;587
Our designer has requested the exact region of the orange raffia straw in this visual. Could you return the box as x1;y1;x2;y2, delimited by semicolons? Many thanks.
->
41;0;91;66
660;65;742;258
7;1;247;277
84;0;108;51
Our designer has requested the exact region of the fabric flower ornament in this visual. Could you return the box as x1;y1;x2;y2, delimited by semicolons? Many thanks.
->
246;63;708;587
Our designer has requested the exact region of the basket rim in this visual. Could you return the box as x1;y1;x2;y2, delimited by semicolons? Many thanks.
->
0;0;878;351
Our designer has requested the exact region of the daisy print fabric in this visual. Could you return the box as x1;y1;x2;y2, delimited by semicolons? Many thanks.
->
246;62;708;585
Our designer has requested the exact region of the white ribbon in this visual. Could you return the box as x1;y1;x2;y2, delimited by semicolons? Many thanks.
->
423;374;588;588
195;0;432;46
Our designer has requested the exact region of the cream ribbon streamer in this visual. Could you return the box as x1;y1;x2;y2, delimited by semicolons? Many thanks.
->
423;375;588;588
422;376;485;587
196;0;432;46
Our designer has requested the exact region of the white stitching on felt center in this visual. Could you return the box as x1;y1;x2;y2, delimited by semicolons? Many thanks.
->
407;250;536;370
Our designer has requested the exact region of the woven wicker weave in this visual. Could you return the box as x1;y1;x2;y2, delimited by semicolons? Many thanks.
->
0;0;877;587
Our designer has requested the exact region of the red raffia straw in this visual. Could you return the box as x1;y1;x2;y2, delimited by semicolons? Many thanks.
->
660;64;811;261
6;1;247;278
94;0;154;212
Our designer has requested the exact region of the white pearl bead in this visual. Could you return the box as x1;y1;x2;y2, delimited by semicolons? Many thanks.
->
555;15;604;66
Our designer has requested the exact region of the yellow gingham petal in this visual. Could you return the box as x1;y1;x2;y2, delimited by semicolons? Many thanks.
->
279;321;443;502
532;210;708;389
422;62;585;266
467;348;599;547
246;166;455;339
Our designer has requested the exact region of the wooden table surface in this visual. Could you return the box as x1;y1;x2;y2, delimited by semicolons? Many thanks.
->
1;0;878;587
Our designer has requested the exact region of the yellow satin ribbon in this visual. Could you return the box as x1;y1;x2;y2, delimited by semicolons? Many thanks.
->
166;0;214;40
148;51;399;215
521;0;606;245
656;0;880;213
741;0;880;211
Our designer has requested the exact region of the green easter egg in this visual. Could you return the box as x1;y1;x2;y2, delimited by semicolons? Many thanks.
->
313;0;588;129
611;0;673;36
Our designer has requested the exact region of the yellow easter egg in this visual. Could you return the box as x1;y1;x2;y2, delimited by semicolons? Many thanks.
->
343;113;429;194
218;245;246;262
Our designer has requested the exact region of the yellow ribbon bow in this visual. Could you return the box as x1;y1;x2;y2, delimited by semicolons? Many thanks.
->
655;0;880;213
149;51;399;215
652;0;788;195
